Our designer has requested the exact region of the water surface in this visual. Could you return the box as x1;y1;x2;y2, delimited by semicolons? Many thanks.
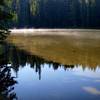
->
0;32;100;100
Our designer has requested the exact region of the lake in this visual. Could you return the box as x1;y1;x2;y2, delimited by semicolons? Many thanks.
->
0;30;100;100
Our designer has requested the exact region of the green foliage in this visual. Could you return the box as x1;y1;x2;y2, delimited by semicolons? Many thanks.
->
30;0;39;15
4;0;12;7
0;0;98;28
0;0;13;40
12;12;18;22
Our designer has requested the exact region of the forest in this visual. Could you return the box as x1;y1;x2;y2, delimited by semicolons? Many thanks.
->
4;0;100;28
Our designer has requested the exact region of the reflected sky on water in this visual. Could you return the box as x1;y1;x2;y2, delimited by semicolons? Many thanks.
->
11;63;100;100
0;40;100;100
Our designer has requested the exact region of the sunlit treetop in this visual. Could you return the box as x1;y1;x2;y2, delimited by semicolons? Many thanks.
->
79;0;96;5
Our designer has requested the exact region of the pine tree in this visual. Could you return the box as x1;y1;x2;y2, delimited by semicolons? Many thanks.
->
0;0;13;40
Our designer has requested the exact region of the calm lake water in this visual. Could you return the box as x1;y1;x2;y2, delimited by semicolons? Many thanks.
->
0;32;100;100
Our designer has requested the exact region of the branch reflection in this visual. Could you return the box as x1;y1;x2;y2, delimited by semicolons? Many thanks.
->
0;42;17;100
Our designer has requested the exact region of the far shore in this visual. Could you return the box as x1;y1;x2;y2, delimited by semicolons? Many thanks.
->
10;29;100;38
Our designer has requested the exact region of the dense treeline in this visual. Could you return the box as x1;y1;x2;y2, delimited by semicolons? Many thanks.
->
4;0;100;28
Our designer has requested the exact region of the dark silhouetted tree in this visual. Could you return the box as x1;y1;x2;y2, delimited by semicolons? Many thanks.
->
0;0;13;40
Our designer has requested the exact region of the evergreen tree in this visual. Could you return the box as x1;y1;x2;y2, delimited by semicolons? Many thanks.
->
0;0;13;40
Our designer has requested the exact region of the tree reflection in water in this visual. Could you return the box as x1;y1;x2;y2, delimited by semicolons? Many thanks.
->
9;44;75;80
0;42;17;100
0;42;99;81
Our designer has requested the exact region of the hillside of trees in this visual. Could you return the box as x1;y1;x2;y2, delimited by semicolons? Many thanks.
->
5;0;100;28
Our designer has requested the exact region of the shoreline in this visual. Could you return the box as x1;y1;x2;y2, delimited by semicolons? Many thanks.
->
10;28;100;33
10;29;100;38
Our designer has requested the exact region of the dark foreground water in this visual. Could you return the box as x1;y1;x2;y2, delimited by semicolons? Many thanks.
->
0;34;100;100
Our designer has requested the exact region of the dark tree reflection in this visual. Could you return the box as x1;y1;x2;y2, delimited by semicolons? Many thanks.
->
0;42;99;80
0;42;17;100
0;65;17;100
